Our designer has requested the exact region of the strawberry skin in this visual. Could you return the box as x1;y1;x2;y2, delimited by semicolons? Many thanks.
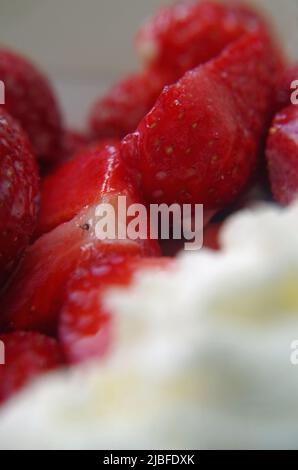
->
266;105;298;205
136;0;262;79
122;27;282;210
89;2;264;140
0;109;39;286
0;49;63;161
59;253;171;364
0;332;63;403
0;145;160;334
36;141;119;237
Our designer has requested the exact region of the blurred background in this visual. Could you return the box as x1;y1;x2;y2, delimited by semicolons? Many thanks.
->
0;0;297;126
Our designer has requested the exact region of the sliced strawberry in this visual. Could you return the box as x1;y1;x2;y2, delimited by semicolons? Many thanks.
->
0;145;160;334
36;141;119;237
266;105;298;205
89;2;267;140
136;1;263;79
59;253;171;364
0;109;39;286
122;27;282;211
89;69;166;139
0;49;63;161
0;331;63;403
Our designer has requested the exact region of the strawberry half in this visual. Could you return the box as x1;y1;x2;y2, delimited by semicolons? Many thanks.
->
36;140;119;237
266;105;298;205
122;27;282;210
0;144;160;334
89;2;265;140
59;253;171;364
0;109;39;286
0;48;63;161
136;0;263;79
0;331;63;403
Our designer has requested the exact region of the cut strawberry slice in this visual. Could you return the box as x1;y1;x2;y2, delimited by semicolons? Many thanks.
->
59;253;171;364
89;2;267;140
0;332;63;404
122;27;282;211
1;145;160;334
266;105;298;205
36;141;120;237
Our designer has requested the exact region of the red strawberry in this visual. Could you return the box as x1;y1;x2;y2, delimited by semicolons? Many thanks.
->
203;223;222;251
122;27;282;210
89;2;265;140
0;109;39;286
0;49;63;161
0;331;63;403
59;253;171;364
36;140;119;237
266;105;298;205
0;145;160;334
89;69;166;139
59;129;90;162
136;1;263;79
275;64;298;111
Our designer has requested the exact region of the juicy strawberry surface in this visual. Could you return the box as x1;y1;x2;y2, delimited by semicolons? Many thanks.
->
36;141;119;237
136;0;263;79
59;253;171;364
0;49;63;161
0;331;63;403
89;69;167;139
89;2;266;140
122;27;282;210
0;144;160;334
266;105;298;205
0;109;39;286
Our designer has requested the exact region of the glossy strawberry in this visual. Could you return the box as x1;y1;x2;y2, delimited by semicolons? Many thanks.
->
266;105;298;205
36;141;119;237
0;145;160;334
0;332;63;403
136;0;263;79
0;49;63;161
0;109;39;286
122;27;282;210
59;253;171;364
89;69;166;139
90;2;265;140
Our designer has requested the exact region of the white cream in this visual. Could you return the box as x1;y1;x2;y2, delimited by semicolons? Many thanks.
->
1;202;298;449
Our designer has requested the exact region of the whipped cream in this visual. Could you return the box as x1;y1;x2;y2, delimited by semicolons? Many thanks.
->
1;201;298;449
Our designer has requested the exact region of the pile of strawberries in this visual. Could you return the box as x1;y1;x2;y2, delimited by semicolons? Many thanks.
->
0;0;297;403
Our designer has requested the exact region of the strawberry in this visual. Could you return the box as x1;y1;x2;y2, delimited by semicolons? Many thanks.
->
0;109;39;286
0;144;160;334
203;222;222;251
59;253;171;364
0;332;63;403
266;105;298;205
89;2;265;140
136;0;263;79
36;140;119;237
59;129;90;162
0;49;63;161
275;64;298;111
89;69;166;139
122;27;282;210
